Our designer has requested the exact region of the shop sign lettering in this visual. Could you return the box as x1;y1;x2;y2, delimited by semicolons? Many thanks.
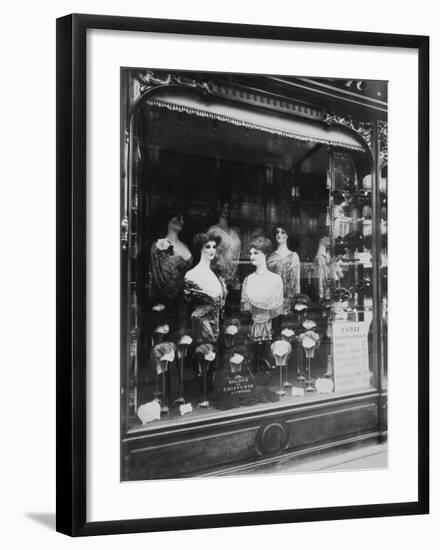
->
221;374;256;396
332;319;372;391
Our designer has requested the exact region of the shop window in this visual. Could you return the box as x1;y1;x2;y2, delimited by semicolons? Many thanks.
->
123;80;383;431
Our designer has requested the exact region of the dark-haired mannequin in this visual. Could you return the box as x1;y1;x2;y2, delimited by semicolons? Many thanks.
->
184;235;226;343
165;216;192;261
267;227;300;315
208;201;241;286
149;214;193;303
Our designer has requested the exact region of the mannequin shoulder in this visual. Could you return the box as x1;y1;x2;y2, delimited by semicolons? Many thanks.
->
184;265;198;281
151;238;172;253
267;270;282;281
241;274;250;288
174;240;192;261
230;226;241;239
185;264;210;284
207;224;221;236
268;271;283;288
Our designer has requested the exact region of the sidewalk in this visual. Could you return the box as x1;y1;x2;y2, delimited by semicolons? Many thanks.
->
273;442;388;474
226;442;388;476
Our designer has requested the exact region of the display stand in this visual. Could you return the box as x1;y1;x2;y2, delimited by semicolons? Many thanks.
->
158;360;170;413
304;354;315;393
197;359;210;408
271;340;292;397
175;336;192;404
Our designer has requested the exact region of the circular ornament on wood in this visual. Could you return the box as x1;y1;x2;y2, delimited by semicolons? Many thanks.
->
256;421;289;455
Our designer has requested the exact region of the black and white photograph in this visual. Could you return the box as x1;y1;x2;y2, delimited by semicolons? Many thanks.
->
0;0;435;544
120;68;388;481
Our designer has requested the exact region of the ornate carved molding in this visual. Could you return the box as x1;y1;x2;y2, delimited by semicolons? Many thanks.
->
131;71;388;161
210;83;324;121
323;112;388;162
133;70;324;121
135;70;213;96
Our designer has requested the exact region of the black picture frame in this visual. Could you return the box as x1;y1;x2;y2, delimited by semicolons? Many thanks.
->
56;13;429;537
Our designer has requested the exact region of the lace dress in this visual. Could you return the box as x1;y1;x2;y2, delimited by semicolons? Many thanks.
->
207;225;241;285
240;271;283;341
184;270;227;343
149;239;193;302
267;251;300;314
315;250;331;300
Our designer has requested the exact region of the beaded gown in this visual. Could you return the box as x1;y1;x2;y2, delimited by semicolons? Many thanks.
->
184;267;227;343
149;239;193;302
267;250;300;314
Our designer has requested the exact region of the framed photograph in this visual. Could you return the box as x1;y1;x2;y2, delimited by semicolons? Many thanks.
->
56;13;429;536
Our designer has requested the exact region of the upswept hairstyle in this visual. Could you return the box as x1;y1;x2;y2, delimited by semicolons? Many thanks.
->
192;232;222;262
249;236;273;257
152;202;184;238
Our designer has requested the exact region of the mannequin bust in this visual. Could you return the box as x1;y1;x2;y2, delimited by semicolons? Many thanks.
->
208;200;241;286
150;212;193;303
241;237;283;341
315;236;331;300
267;226;300;314
184;233;226;343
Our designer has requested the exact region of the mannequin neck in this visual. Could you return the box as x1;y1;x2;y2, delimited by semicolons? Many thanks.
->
166;229;180;243
198;255;212;269
255;263;268;275
277;242;290;254
216;216;229;231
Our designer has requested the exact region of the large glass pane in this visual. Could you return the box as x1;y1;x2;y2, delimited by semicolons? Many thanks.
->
123;75;384;431
326;152;376;393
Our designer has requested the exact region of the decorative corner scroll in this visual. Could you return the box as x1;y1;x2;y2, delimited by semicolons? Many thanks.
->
323;112;388;163
135;70;213;96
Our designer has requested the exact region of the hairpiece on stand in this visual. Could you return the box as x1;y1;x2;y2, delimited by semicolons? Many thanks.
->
292;293;311;311
271;340;292;396
194;344;216;408
152;342;176;413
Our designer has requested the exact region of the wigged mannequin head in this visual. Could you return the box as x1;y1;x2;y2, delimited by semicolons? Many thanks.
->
275;226;290;246
192;232;221;263
249;237;273;268
217;199;232;220
167;213;184;233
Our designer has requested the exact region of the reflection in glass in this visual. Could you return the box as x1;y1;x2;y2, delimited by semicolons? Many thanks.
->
124;92;384;427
